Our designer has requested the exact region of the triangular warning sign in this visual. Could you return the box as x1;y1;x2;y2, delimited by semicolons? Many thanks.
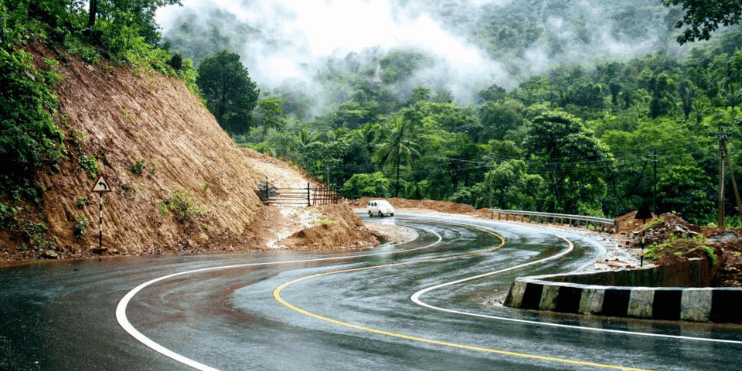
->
91;175;112;193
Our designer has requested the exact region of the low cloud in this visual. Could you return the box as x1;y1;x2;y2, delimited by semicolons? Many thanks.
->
156;0;680;109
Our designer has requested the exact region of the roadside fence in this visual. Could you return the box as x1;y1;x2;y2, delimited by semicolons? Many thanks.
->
260;182;340;206
489;209;618;233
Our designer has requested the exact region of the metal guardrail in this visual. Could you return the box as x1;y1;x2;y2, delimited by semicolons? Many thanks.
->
488;209;618;233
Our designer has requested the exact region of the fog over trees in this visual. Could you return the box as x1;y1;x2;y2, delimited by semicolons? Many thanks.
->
164;0;742;224
4;0;741;230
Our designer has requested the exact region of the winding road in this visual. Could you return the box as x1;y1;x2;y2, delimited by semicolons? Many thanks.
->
2;214;742;370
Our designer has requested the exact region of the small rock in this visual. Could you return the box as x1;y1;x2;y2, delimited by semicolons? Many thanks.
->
708;230;738;243
91;247;108;255
41;250;59;259
195;232;209;244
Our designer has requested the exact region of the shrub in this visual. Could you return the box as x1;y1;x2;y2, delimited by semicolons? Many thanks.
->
159;190;203;223
73;215;89;239
340;172;390;199
169;53;183;70
125;159;146;175
0;47;66;188
78;154;99;178
75;195;89;209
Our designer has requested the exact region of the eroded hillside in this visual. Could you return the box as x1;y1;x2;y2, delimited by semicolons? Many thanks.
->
21;42;264;256
0;43;377;262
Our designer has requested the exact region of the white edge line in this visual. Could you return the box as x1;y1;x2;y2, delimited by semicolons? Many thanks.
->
410;232;742;345
116;223;443;371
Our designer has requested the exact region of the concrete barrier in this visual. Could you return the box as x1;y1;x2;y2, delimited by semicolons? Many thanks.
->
503;258;742;323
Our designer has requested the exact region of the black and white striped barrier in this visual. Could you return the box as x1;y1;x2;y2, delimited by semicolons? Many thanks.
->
503;259;742;323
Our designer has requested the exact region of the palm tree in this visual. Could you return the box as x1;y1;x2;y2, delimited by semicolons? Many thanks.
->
296;128;318;149
375;115;420;197
353;123;383;153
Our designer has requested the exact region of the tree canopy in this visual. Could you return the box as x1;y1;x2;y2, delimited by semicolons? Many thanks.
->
663;0;742;43
196;51;259;134
232;27;742;226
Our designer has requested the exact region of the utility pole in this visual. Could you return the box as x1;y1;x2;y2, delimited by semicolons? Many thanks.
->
652;147;657;215
712;125;734;228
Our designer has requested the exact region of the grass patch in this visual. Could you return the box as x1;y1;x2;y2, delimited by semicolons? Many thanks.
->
701;245;718;265
642;234;706;261
158;190;203;223
642;215;665;231
125;159;147;176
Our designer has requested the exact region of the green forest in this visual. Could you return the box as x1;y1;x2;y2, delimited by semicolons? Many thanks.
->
237;36;742;225
2;0;742;234
168;0;742;227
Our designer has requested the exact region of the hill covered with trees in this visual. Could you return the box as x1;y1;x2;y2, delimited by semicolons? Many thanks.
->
3;0;742;260
159;0;742;226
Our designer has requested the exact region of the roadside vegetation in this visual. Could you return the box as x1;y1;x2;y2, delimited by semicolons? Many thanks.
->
0;0;196;250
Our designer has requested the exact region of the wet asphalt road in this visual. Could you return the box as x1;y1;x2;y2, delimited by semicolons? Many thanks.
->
1;213;742;370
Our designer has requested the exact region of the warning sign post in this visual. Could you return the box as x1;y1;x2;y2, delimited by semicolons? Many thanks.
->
91;176;112;252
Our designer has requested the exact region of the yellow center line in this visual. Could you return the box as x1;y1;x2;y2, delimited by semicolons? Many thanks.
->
272;224;655;371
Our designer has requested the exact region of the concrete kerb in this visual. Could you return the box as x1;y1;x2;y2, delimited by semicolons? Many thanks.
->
503;258;742;323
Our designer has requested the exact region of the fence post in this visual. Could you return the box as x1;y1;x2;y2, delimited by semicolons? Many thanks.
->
307;182;311;206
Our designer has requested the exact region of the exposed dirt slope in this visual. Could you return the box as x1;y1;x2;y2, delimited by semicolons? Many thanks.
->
23;43;264;257
1;44;379;264
279;204;377;250
240;148;377;250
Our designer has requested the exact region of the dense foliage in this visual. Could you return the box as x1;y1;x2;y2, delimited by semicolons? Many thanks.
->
196;51;259;134
663;0;742;44
0;0;194;248
229;28;742;225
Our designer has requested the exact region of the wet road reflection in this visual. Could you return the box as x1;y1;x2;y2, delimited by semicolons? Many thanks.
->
2;213;742;370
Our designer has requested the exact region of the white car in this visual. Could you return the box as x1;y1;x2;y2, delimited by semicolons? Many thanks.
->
367;200;395;217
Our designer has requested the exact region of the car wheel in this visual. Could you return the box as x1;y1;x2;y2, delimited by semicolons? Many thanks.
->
368;211;373;218
390;213;394;217
378;211;383;217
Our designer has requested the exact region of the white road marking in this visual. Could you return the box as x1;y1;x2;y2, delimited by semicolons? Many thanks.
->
117;215;742;371
410;232;742;345
116;223;442;370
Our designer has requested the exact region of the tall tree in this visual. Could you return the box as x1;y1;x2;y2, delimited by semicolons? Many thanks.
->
663;0;742;43
197;51;259;134
89;0;181;44
255;97;286;137
524;110;613;214
375;115;420;197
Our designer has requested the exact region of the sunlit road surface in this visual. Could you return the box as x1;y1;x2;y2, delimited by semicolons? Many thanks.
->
2;213;742;370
